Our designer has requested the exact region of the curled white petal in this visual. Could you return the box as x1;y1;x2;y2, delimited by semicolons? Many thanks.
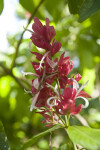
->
47;96;58;107
36;51;50;70
24;89;32;94
46;57;57;68
46;83;59;96
21;71;39;77
33;78;39;89
72;78;79;90
77;96;89;108
76;80;89;97
30;92;40;111
29;41;32;49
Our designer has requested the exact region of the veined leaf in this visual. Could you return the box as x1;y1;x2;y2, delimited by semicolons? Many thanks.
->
19;125;61;150
67;125;100;150
68;0;100;22
0;120;10;150
0;0;4;15
78;0;100;22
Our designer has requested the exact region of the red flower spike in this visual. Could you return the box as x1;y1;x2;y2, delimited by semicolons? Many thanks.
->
28;17;91;126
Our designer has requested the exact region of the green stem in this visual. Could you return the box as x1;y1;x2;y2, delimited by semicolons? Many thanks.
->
56;113;65;126
65;115;68;126
67;114;70;127
56;78;61;94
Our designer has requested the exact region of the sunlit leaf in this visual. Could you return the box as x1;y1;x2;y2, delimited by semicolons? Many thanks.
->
0;0;4;15
68;126;100;150
19;0;35;14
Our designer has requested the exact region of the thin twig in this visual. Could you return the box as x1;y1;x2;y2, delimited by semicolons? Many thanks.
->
11;0;44;69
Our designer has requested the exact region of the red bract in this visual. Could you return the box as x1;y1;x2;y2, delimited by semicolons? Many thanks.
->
51;40;62;56
67;73;82;85
30;51;43;61
37;110;56;127
35;87;55;108
31;17;56;50
55;87;82;115
55;83;91;115
58;52;74;76
31;17;61;56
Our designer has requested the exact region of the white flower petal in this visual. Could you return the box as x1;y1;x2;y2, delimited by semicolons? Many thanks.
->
76;80;89;97
77;96;89;108
36;51;50;70
24;89;32;94
21;71;39;77
30;92;40;111
47;96;58;107
72;78;79;90
47;57;57;68
33;78;39;89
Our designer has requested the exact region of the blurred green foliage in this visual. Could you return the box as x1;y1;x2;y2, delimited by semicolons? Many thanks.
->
0;0;100;149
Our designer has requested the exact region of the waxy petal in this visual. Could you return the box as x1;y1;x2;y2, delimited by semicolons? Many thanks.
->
71;104;82;115
63;87;72;100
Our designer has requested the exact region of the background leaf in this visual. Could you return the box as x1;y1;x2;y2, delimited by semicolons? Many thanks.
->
67;126;100;150
0;120;10;150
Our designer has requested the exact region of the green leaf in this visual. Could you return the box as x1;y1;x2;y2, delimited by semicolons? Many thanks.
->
19;125;61;150
19;0;35;14
68;0;100;22
0;0;4;15
0;120;10;150
67;126;100;150
78;0;100;22
68;0;84;14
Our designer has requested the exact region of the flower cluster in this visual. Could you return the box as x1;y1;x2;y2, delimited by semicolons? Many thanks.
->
24;18;91;127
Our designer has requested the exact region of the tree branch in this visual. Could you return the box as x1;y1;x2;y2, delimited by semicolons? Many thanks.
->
0;63;32;96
